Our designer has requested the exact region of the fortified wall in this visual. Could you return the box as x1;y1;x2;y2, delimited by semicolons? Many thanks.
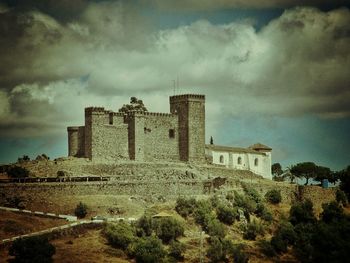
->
67;94;205;163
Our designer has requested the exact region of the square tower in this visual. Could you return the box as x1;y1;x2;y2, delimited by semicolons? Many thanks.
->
169;94;205;163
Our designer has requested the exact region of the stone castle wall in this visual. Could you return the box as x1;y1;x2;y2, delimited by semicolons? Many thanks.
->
68;94;206;163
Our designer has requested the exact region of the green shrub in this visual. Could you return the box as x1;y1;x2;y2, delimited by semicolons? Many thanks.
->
7;166;29;178
175;197;197;218
210;195;222;208
216;205;238;225
259;240;277;257
206;218;226;238
242;183;262;203
154;217;184;243
265;189;282;204
9;236;55;263
321;201;345;223
335;189;348;206
255;203;273;222
133;236;166;263
243;220;264;240
168;240;186;260
207;236;224;262
234;191;257;214
230;244;249;263
136;215;153;237
289;199;316;225
193;199;213;227
74;202;88;218
103;221;135;250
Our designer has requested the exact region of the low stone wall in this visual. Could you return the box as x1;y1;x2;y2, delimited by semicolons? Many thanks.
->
0;180;207;205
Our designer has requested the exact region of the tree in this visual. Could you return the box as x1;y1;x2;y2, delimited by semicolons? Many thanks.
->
74;202;88;218
9;236;55;263
210;136;214;145
290;162;318;185
272;163;283;177
118;97;148;113
337;166;350;200
313;165;332;184
7;166;29;178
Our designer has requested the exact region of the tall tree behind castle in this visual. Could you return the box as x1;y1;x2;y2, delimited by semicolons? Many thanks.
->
118;97;148;113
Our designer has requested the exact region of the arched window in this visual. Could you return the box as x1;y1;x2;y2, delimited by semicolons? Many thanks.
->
219;155;224;163
254;158;259;166
237;157;242;165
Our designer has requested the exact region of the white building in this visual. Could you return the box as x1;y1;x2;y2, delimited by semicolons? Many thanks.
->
205;143;272;180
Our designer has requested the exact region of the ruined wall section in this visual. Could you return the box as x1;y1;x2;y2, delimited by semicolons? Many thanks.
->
170;94;205;163
143;113;179;161
67;126;85;157
85;108;128;161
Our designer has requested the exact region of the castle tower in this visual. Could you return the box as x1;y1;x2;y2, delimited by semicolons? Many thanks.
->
128;111;145;161
169;94;205;163
67;126;85;157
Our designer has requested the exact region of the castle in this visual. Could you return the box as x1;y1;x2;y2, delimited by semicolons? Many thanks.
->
67;94;272;179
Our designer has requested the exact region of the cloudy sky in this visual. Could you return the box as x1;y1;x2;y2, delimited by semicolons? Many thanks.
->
0;0;349;171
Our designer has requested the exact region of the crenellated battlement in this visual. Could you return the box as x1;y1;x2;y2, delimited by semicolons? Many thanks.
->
170;94;205;101
126;111;176;117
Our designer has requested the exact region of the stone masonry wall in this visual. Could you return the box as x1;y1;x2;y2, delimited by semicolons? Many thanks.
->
169;94;205;162
143;114;179;161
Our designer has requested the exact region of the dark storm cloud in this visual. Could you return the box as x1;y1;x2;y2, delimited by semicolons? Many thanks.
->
1;0;89;21
145;0;350;10
0;1;349;138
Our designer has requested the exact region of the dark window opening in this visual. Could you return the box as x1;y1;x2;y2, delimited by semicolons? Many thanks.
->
220;155;224;163
238;157;242;165
169;129;175;138
254;158;259;166
109;113;113;125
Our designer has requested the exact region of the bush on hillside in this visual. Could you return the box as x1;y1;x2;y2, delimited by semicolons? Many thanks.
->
7;166;29;178
168;240;186;261
153;217;184;243
133;236;166;263
206;218;226;238
289;199;316;225
9;236;55;263
335;189;348;206
233;191;257;214
103;221;135;250
243;220;264;240
265;189;282;204
230;243;249;263
175;197;197;218
242;183;262;203
136;214;153;237
216;205;239;225
74;202;88;218
207;236;225;262
193;199;213;227
255;203;273;222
